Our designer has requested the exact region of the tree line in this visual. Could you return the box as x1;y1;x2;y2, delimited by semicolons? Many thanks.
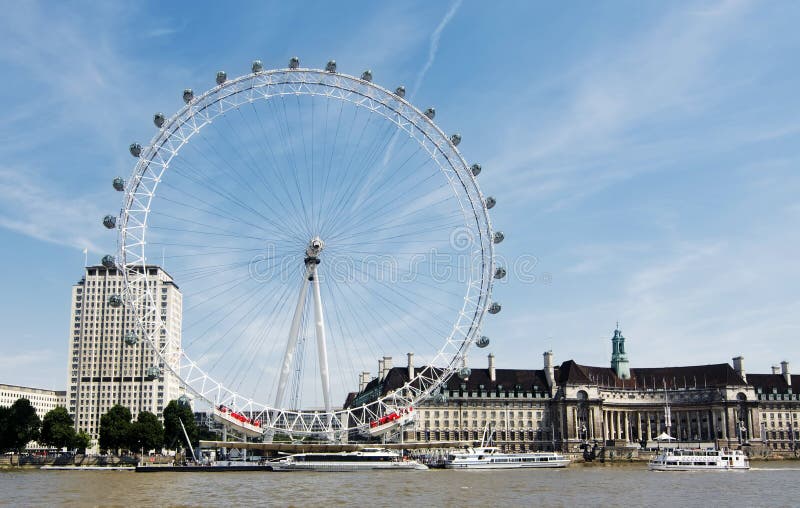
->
0;398;207;454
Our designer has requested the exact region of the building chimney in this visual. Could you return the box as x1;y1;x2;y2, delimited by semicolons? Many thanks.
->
772;365;781;375
407;353;414;380
359;371;371;392
488;353;496;383
382;356;393;380
544;350;555;394
732;356;746;383
781;361;791;386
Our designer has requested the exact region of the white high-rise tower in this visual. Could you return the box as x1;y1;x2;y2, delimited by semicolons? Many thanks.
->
66;265;182;446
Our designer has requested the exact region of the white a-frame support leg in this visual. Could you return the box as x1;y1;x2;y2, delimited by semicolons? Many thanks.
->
311;263;332;417
274;265;312;410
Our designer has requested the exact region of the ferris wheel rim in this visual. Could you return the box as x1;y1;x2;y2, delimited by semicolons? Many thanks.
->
115;64;496;435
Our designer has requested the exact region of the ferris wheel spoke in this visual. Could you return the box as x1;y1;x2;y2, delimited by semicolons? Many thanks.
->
197;262;303;364
314;105;376;233
194;123;297;231
316;98;346;231
322;120;412;231
217;111;309;237
167;158;308;239
325;268;441;370
249;102;312;233
345;261;464;324
273;96;314;235
318;115;399;236
222;273;299;394
322;154;440;238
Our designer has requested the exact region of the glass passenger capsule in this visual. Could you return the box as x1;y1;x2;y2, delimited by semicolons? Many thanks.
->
485;197;496;209
101;255;115;268
103;215;116;229
494;267;507;279
361;70;373;82
146;366;162;378
476;336;490;348
450;133;461;146
458;367;472;379
112;177;125;191
216;71;227;85
129;143;141;157
395;86;406;98
326;60;337;73
289;56;300;69
123;332;138;346
108;294;122;308
434;392;448;403
493;231;504;244
424;108;435;119
182;89;194;104
153;112;165;128
471;163;482;176
252;60;263;73
488;302;501;314
178;395;191;406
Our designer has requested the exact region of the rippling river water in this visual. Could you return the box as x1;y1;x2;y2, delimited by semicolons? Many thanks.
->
2;462;799;507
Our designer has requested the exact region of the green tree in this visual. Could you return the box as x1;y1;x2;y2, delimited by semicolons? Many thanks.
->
98;405;132;454
73;430;91;453
40;407;77;450
129;411;164;452
2;399;41;452
0;405;11;452
163;399;198;451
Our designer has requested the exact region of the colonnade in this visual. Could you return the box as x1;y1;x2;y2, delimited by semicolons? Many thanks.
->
592;408;743;443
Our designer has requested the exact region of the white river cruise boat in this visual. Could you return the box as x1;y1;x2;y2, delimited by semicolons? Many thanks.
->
648;448;750;471
270;448;428;472
443;426;570;470
443;447;570;469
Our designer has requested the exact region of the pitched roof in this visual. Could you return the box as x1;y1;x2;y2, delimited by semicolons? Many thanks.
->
747;373;800;393
561;362;746;389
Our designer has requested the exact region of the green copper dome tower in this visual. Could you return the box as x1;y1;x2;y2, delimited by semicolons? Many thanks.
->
611;323;631;379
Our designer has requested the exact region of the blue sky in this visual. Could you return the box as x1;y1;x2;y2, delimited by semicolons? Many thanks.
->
0;0;798;391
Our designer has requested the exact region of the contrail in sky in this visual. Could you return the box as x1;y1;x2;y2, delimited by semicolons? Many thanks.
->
380;0;463;169
410;0;463;99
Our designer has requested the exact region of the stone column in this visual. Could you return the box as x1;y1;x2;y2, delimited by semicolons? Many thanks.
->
624;412;630;442
637;412;643;442
647;412;653;440
694;411;703;441
603;411;608;442
721;409;728;440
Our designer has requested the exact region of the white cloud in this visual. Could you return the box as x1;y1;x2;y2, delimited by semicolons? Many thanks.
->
0;168;108;253
488;0;752;208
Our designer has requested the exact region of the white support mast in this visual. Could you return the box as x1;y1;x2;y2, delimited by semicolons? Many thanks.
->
311;262;332;416
272;236;332;438
274;265;312;410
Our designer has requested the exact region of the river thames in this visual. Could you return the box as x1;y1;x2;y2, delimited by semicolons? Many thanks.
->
1;462;798;507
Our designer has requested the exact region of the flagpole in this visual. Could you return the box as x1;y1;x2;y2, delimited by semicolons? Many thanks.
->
83;248;88;267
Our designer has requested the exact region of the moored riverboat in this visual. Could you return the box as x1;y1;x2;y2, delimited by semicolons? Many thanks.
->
648;448;749;471
270;448;427;472
443;447;570;469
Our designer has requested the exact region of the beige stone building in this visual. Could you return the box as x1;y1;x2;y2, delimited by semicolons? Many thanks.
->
0;384;66;418
0;383;67;450
347;327;798;455
67;265;182;445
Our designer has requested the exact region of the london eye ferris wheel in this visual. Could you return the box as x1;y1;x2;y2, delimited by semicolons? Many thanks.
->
102;57;504;439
